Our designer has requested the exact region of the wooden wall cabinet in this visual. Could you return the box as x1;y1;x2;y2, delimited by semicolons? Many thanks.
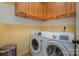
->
15;2;76;21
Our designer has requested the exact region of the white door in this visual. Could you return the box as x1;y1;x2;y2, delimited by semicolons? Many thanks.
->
76;2;79;56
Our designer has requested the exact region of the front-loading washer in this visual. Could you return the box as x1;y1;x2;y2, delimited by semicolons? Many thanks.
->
30;32;44;56
42;32;74;56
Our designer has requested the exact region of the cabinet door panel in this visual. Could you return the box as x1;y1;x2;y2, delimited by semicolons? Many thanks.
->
72;2;76;13
67;2;72;14
45;2;56;19
28;2;37;17
56;3;67;17
37;3;44;19
67;2;76;13
67;2;76;16
16;2;29;17
16;3;22;15
32;3;38;17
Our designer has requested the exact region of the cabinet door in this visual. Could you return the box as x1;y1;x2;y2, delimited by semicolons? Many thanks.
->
37;3;44;20
15;2;29;17
55;2;67;18
45;2;56;19
16;3;22;15
72;2;76;13
67;2;76;16
28;2;37;17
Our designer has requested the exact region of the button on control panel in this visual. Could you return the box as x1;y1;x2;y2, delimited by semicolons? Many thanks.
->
52;35;57;39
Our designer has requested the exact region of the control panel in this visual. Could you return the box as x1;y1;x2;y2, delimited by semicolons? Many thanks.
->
59;35;69;41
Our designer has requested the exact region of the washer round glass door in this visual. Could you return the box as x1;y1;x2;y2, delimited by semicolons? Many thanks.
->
47;45;64;56
42;41;70;56
32;39;39;50
30;36;42;54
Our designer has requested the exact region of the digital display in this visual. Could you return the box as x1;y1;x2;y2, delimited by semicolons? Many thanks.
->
37;32;41;35
59;35;69;41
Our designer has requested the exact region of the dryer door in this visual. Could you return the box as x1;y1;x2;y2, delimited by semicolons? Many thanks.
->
42;41;70;56
30;36;42;54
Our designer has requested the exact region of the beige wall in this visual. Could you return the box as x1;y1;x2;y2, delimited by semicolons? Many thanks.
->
0;24;41;55
40;24;76;33
40;17;76;33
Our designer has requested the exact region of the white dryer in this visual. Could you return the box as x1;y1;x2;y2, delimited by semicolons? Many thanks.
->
42;32;74;56
30;31;45;56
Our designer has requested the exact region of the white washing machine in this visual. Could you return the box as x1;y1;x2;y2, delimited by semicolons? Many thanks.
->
42;32;74;56
30;31;48;56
